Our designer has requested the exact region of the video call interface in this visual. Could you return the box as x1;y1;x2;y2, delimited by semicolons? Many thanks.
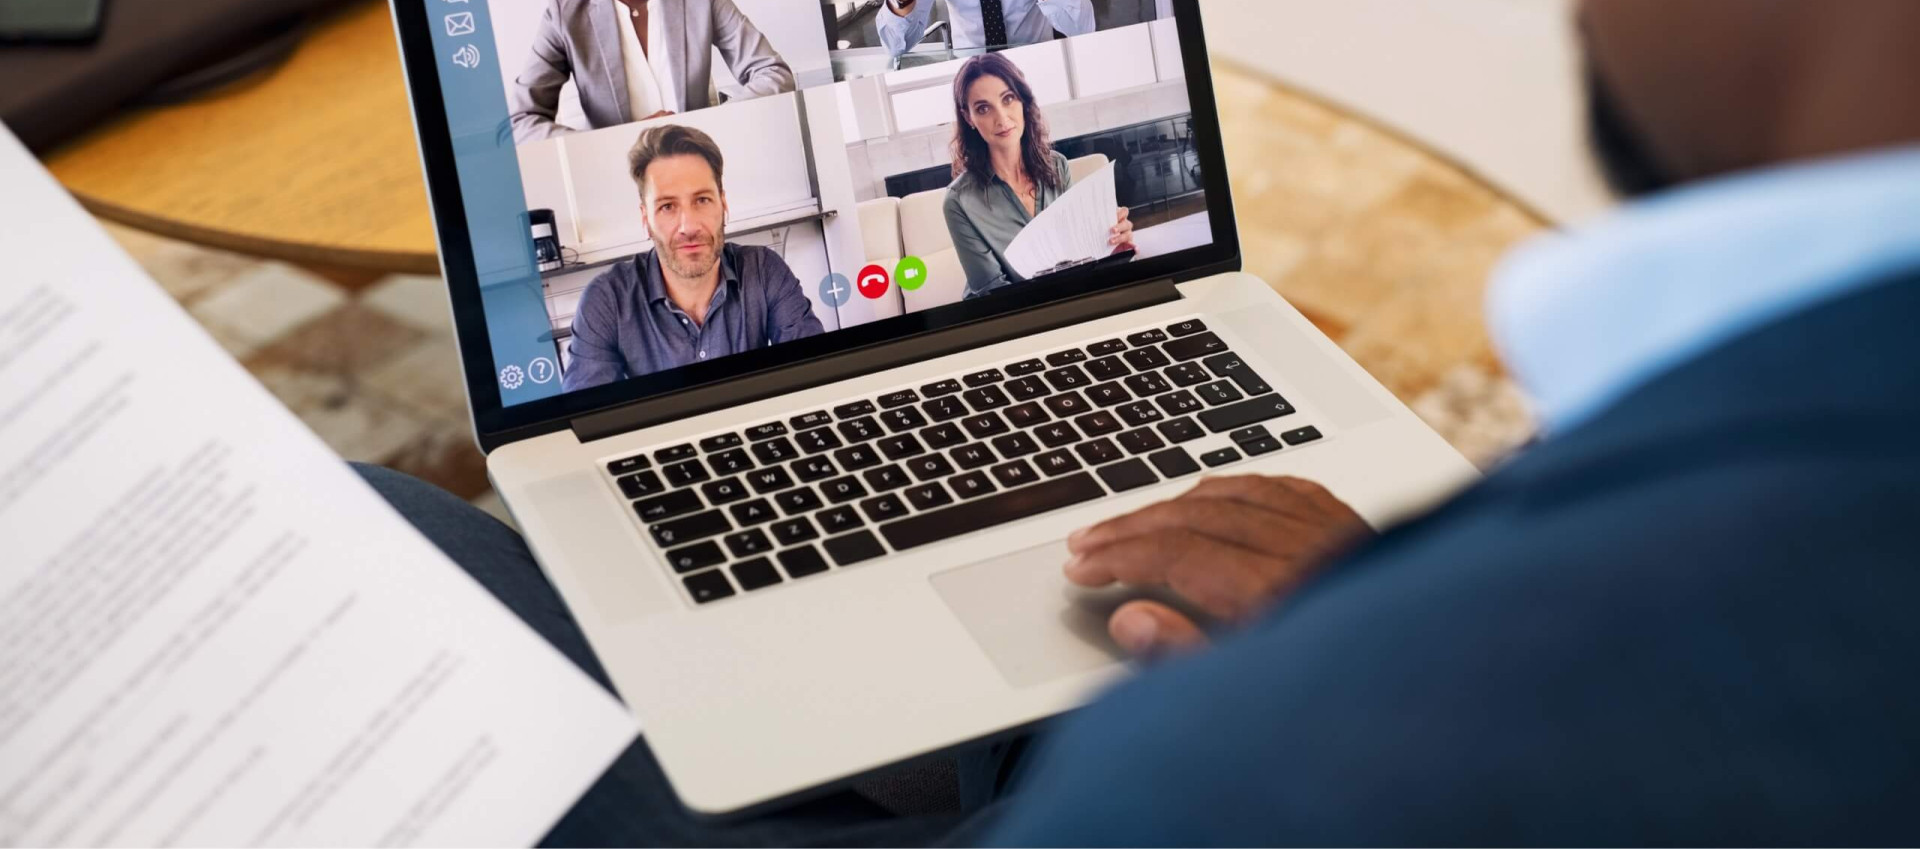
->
453;0;1206;406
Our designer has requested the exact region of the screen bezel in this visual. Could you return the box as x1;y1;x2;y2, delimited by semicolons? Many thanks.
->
388;0;1241;451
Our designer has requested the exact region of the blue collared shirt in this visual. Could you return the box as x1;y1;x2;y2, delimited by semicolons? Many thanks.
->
1489;146;1920;435
561;243;825;391
877;0;1094;59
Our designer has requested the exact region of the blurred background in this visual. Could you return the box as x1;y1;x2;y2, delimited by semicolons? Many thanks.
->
14;0;1599;523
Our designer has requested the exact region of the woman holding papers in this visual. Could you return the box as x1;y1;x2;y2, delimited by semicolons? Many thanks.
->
942;53;1133;299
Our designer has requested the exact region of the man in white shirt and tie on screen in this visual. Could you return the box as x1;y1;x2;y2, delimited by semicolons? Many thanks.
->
876;0;1095;62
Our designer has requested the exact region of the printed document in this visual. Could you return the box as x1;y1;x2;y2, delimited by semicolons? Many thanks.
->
1004;162;1118;279
0;128;637;846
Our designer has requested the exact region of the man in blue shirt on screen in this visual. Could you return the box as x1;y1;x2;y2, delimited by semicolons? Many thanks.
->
876;0;1095;62
562;124;823;392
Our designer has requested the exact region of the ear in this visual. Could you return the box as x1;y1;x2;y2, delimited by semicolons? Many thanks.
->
636;196;656;243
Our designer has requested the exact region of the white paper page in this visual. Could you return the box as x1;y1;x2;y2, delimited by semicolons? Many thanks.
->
1003;162;1118;279
0;129;637;847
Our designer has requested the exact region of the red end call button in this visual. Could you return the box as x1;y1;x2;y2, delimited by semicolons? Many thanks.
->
857;264;891;299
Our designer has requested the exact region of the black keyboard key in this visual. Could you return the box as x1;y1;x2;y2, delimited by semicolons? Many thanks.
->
820;476;869;503
731;558;783;591
1167;318;1208;337
951;442;998;470
1244;436;1284;455
1117;427;1166;455
752;437;799;465
878;389;921;409
1202;353;1275;396
1006;358;1047;376
1074;437;1124;466
1033;449;1082;477
796;428;843;454
1045;348;1089;367
664;540;725;573
1127;329;1169;347
1075;410;1124;437
824;531;887;566
964;368;1005;387
904;482;954;511
880;473;1106;551
877;433;925;460
961;412;1010;439
949;471;997;500
991;431;1042;458
1282;425;1324;445
652;510;730;547
1041;391;1091;418
1123;372;1173;397
990;460;1040;489
881;406;929;432
907;453;956;481
1230;425;1272;445
861;494;909;523
1088;338;1129;357
962;385;1011;411
1196;380;1244;406
778;545;832;578
724;528;773;557
634;489;703;522
1165;362;1212;387
747;422;789;441
920;379;962;397
790;410;833;430
792;456;837;483
1117;401;1165;427
662;459;710;487
863;464;911;492
1156;390;1204;417
1122;347;1172;372
834;400;877;418
683;570;735;604
1005;375;1051;401
1086;381;1132;407
833;443;882;471
618;470;665;499
922;422;966;450
817;505;864;535
922;395;969;422
774;486;824;515
1005;401;1051;428
1198;395;1297;433
1201;448;1242;468
1159;416;1206;443
701;477;749;505
1034;421;1082;448
1085;356;1130;382
1097;458;1158;492
1042;365;1091;392
729;498;778;526
656;444;697;464
708;449;754;475
1163;332;1228;362
1148;448;1202;478
746;467;795;494
607;454;651;476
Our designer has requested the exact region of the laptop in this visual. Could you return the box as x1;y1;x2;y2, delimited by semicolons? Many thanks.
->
389;0;1478;817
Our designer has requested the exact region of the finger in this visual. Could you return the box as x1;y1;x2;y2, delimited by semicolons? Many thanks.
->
1185;474;1349;521
1116;206;1131;223
1068;496;1293;556
1109;600;1206;657
1065;532;1272;619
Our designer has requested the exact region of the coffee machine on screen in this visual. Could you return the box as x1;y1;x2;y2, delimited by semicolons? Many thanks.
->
529;208;563;272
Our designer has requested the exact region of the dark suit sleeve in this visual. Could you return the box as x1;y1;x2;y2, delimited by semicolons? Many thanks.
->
754;251;825;344
508;0;578;143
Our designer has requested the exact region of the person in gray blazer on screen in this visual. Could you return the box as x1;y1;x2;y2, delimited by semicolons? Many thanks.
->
508;0;794;144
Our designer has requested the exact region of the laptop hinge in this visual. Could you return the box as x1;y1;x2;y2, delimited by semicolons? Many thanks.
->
570;279;1182;444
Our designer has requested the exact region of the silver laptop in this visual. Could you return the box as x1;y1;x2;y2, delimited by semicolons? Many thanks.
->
390;0;1476;816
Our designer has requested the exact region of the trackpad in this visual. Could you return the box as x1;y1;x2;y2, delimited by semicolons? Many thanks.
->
930;540;1131;688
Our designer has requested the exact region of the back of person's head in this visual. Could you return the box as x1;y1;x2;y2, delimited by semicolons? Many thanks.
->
1581;0;1920;197
627;124;727;199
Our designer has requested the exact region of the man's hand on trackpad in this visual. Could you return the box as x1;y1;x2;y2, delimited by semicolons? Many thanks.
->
1063;475;1373;657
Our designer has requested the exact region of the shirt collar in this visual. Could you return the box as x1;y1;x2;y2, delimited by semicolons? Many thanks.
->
639;243;740;313
1488;145;1920;435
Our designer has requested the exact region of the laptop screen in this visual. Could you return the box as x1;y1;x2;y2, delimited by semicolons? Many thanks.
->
407;0;1230;435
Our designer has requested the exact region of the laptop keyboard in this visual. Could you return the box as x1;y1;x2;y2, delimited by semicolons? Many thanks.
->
601;318;1328;606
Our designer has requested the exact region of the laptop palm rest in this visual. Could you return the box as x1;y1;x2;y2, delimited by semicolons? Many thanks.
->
929;539;1138;688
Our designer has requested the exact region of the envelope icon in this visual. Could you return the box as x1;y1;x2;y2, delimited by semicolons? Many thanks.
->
444;12;475;36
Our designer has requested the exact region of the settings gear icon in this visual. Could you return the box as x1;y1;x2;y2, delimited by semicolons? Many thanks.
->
499;364;526;390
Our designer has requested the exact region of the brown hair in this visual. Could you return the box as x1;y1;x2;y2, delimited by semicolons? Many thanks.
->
950;53;1061;194
627;124;726;198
